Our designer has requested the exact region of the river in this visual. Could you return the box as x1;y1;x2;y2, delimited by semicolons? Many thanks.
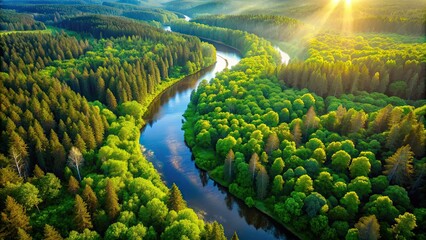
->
139;39;296;239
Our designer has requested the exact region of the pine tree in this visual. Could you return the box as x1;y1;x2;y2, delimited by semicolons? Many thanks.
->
105;179;120;220
9;132;29;178
231;232;240;240
44;224;63;240
292;123;302;147
0;196;31;239
249;153;259;182
265;132;279;155
17;228;32;240
355;215;380;240
82;184;98;214
167;183;186;212
383;145;414;186
68;175;80;194
256;165;269;199
33;164;45;178
224;149;235;182
105;88;117;110
74;194;92;232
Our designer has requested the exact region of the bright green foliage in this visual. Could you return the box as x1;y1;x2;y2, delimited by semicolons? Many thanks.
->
105;222;128;240
35;173;61;202
167;183;186;212
348;176;372;199
126;224;147;240
203;221;226;240
341;192;360;217
272;175;284;196
270;157;285;178
139;198;168;231
161;219;201;240
349;157;371;178
392;212;417;239
295;174;313;194
331;150;351;172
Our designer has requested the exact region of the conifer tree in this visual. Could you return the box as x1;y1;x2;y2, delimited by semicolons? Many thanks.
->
256;165;269;199
33;164;45;178
68;175;80;194
355;215;380;240
231;232;240;240
265;132;279;155
0;196;31;239
249;153;259;182
167;183;186;212
17;228;32;240
224;149;235;182
82;184;98;214
292;123;302;147
74;194;92;232
383;145;414;186
44;224;63;240
105;179;120;220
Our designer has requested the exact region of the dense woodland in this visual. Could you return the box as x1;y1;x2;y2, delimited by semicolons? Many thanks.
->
178;20;426;239
0;10;46;31
0;11;225;239
0;0;425;239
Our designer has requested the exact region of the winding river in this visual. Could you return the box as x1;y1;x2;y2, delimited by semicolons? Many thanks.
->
140;24;296;239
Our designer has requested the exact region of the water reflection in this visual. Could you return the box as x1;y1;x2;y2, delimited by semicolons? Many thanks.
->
140;42;296;240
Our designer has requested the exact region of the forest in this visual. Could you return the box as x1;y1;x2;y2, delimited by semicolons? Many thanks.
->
178;16;426;240
0;9;227;239
0;0;425;239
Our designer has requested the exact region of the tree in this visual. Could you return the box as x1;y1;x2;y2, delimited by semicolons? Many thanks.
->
231;232;239;240
270;157;285;177
224;149;235;182
295;174;313;194
161;219;201;240
256;165;269;199
82;184;98;214
33;164;45;178
74;194;93;232
9;132;29;178
167;183;186;212
383;145;414;186
203;221;226;240
349;157;371;178
348;176;371;199
68;175;80;194
292;123;302;147
106;179;120;220
272;175;284;196
17;228;32;240
0;196;31;239
139;198;168;231
35;173;62;201
392;212;417;239
106;88;118;110
341;191;360;217
304;192;327;217
331;150;351;172
265;132;279;154
355;215;380;240
68;147;84;181
13;182;41;210
249;153;259;181
44;224;63;240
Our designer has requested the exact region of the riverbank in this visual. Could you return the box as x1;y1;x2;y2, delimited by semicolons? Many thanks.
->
182;111;308;240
